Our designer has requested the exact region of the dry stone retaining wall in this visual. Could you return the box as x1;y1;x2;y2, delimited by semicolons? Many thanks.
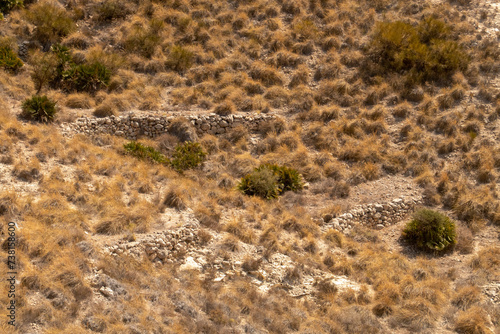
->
324;196;423;232
105;222;200;265
106;197;423;266
66;113;277;140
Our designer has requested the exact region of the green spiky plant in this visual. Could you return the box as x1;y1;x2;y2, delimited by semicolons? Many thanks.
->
21;95;57;123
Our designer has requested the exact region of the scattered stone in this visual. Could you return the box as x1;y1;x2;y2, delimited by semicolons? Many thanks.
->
99;286;114;298
179;257;202;271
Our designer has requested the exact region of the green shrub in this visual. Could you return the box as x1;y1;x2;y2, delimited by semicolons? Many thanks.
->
166;45;194;73
260;164;303;192
0;45;23;72
123;19;163;58
238;164;304;199
94;0;130;23
402;208;456;253
62;62;111;93
0;0;23;16
21;95;57;123
367;18;468;83
30;44;72;93
238;167;280;199
170;141;207;171
27;2;75;45
124;141;168;164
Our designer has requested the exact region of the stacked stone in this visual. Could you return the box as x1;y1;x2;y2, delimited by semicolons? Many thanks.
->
106;224;199;265
68;113;276;140
325;196;423;232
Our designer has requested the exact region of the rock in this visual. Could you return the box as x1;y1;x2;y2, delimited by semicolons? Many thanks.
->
99;286;114;298
179;257;202;271
91;274;128;296
214;273;226;282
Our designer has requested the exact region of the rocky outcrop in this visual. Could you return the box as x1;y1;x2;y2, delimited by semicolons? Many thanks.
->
324;196;423;232
63;113;277;140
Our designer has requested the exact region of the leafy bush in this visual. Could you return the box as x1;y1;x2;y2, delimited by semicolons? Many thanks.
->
0;45;23;72
0;0;22;16
21;95;57;123
367;17;468;83
62;62;111;93
27;2;75;45
402;208;456;253
170;141;207;171
238;164;303;199
124;141;168;164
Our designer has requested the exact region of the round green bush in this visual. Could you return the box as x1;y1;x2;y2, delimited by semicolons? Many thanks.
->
238;164;304;199
238;167;281;199
402;208;456;253
21;95;57;123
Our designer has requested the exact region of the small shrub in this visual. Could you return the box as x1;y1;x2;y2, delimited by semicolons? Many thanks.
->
27;2;75;45
166;45;193;73
62;62;111;93
21;95;57;123
249;62;284;86
454;306;492;334
293;19;318;41
238;164;303;199
214;101;235;116
94;0;130;23
93;103;116;117
238;167;280;200
367;18;468;84
170;141;207;172
402;208;456;253
123;19;163;58
65;93;93;109
0;45;23;72
123;141;168;164
162;189;186;211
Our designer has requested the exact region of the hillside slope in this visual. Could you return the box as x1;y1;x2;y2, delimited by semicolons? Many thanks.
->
0;0;499;333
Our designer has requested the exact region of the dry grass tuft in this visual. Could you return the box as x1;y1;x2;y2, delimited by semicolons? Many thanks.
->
454;306;493;334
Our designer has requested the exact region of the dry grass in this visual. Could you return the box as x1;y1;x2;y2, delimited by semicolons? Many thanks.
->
0;0;499;332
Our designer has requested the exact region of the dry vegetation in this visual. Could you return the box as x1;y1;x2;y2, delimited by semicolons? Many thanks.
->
0;0;500;333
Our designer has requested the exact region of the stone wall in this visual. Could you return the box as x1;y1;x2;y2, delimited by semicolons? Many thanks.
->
105;222;200;265
323;196;423;232
65;113;277;140
106;197;423;266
